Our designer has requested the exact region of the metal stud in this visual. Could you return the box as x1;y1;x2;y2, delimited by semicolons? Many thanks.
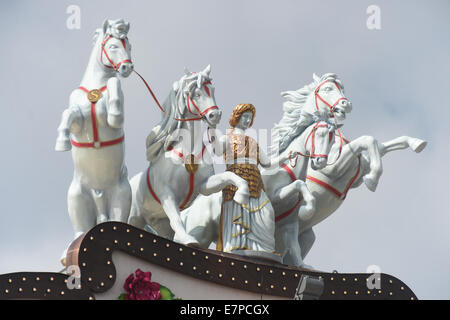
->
180;262;184;267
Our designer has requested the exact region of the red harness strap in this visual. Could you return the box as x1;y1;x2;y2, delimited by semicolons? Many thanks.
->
146;145;207;210
275;163;303;223
314;79;348;118
307;155;361;200
71;86;125;149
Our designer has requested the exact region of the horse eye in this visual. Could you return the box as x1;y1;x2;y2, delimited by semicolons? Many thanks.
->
109;44;118;49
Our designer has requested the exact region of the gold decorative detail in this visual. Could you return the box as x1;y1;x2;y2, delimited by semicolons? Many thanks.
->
166;258;171;262
87;89;103;103
166;243;170;248
61;291;65;295
140;248;144;252
90;236;94;240
180;262;184;267
223;163;265;201
184;154;199;174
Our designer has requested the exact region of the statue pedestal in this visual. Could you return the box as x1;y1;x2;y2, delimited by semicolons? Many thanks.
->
230;250;283;264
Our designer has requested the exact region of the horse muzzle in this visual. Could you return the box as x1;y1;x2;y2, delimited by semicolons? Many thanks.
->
204;108;222;127
311;157;327;170
117;62;134;78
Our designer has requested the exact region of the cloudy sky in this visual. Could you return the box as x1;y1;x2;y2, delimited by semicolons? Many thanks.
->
0;0;449;299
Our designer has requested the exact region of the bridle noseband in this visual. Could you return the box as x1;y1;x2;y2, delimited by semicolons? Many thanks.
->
314;79;348;118
101;35;132;71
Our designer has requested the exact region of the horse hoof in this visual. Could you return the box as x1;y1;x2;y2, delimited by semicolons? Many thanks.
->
55;139;72;152
363;175;378;192
299;263;315;270
411;139;427;153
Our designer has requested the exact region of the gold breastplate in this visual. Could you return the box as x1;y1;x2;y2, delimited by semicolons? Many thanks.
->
222;133;264;202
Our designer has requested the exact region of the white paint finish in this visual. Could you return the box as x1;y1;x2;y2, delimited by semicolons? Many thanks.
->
55;20;134;262
128;66;250;245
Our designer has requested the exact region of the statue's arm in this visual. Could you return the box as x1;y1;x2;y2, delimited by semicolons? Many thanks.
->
259;146;289;168
106;77;124;128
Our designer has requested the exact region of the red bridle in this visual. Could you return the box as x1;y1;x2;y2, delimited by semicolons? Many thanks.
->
288;122;333;167
314;80;348;118
101;35;132;71
134;70;218;122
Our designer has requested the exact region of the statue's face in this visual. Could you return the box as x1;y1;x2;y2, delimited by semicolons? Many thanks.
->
236;111;253;130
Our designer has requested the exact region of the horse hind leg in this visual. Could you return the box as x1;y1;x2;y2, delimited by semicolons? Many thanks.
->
108;166;132;223
68;180;96;238
298;228;316;260
91;189;108;225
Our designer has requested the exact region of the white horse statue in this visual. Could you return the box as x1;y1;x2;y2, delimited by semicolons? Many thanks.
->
180;115;340;265
128;66;250;245
55;19;134;243
296;133;427;261
179;73;352;267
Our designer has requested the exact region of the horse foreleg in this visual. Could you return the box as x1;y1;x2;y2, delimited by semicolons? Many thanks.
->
106;78;124;128
55;106;82;151
272;180;316;220
198;172;249;204
378;136;427;156
346;136;383;192
160;190;199;245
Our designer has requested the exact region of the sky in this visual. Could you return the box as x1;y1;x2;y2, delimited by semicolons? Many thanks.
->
0;0;449;299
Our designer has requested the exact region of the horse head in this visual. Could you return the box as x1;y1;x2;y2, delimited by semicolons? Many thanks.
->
302;116;341;170
174;64;222;127
94;19;134;77
281;73;352;121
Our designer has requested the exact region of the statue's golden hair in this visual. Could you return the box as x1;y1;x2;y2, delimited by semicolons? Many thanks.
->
229;103;256;128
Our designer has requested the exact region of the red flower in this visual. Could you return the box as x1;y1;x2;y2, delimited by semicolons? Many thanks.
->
123;269;162;300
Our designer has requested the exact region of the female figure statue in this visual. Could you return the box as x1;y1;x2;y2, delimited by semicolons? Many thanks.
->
213;104;287;259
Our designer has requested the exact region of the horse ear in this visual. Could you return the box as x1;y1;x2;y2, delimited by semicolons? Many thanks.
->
102;19;110;35
337;123;344;129
184;67;191;76
313;73;320;83
172;81;179;93
204;64;211;76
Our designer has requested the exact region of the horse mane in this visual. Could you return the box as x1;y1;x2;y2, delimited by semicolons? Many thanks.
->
270;73;343;154
146;68;212;162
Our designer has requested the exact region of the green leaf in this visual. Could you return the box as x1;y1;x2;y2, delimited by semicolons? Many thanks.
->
159;285;175;300
118;293;127;300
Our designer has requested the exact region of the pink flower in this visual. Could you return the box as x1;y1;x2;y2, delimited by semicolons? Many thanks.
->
123;269;162;300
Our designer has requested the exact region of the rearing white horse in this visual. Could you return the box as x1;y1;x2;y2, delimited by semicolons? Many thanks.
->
128;66;250;245
55;19;134;240
296;132;427;261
